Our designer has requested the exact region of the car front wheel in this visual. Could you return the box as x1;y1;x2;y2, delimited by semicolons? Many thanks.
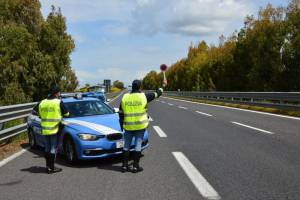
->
64;137;78;164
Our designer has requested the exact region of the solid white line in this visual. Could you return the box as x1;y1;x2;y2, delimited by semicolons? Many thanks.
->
163;97;300;121
0;148;28;167
196;111;213;117
173;152;221;200
178;106;187;110
153;126;167;138
109;91;124;104
231;121;274;134
168;103;174;106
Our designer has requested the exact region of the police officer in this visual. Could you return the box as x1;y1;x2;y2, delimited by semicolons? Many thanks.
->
36;85;69;174
119;80;163;173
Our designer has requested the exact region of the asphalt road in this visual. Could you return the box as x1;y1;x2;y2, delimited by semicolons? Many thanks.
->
1;93;300;200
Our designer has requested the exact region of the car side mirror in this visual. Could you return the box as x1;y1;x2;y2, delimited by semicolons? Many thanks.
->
114;108;119;113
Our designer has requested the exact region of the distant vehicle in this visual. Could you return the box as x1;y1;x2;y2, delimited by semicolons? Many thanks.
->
27;95;149;164
82;92;107;102
127;85;132;92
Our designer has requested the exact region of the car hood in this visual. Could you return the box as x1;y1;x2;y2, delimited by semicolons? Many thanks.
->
62;114;122;135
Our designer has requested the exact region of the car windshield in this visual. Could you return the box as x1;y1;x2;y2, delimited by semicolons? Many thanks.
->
64;100;113;117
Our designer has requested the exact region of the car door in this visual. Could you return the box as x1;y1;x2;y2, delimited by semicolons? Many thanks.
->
28;110;44;147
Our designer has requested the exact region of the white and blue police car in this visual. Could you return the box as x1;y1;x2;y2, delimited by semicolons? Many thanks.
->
27;93;149;164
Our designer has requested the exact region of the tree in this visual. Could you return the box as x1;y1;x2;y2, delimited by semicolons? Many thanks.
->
142;71;160;90
113;80;124;89
143;1;300;92
0;1;78;105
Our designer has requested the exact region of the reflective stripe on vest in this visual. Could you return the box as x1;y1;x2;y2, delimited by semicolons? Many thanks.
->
121;93;148;131
41;118;62;122
39;99;62;135
41;124;60;130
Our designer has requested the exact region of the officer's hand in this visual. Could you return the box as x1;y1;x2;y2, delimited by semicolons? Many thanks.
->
162;80;167;87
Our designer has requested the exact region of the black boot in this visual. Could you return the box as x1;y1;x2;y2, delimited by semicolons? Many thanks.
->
48;153;62;174
121;150;130;173
132;151;143;173
45;153;51;173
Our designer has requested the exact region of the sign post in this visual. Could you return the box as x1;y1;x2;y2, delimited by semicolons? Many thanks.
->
160;64;168;87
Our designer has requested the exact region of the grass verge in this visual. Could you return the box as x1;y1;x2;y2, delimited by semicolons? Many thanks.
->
0;132;28;161
165;95;300;118
0;112;29;160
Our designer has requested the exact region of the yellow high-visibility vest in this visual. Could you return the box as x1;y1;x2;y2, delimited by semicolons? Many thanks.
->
121;93;148;131
39;99;62;135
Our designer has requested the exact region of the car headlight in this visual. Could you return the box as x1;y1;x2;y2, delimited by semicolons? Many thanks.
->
77;133;103;141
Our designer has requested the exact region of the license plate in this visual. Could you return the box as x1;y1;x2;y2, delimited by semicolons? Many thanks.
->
116;140;124;148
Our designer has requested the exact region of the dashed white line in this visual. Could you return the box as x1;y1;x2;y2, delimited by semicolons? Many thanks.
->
168;103;174;106
161;101;166;103
231;121;274;134
153;126;167;138
0;148;28;168
196;111;213;117
173;152;221;200
162;97;300;121
178;106;187;110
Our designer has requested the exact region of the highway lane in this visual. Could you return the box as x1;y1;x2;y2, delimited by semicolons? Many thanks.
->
150;97;300;199
159;97;300;150
0;94;202;200
1;92;300;200
159;97;300;135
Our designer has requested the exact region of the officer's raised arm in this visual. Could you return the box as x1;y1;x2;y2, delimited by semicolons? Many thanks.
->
145;88;163;103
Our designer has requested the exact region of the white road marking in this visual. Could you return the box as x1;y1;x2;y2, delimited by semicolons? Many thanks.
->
0;148;28;168
196;111;213;117
163;97;300;121
173;152;221;200
231;121;274;134
153;126;167;138
161;101;166;103
168;103;174;106
178;106;187;110
148;116;153;121
109;91;124;104
64;119;121;135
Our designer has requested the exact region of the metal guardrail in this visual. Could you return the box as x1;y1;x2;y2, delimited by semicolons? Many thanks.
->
0;102;37;142
163;91;300;110
0;91;123;143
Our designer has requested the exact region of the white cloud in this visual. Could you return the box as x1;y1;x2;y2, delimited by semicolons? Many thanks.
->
130;0;252;36
40;0;255;86
40;0;134;23
76;67;148;86
40;0;252;37
75;70;99;84
101;23;130;36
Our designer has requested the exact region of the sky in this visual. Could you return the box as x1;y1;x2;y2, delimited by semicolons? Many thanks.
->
39;0;289;87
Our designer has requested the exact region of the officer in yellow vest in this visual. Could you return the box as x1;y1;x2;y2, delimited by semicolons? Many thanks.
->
119;80;163;173
36;85;69;174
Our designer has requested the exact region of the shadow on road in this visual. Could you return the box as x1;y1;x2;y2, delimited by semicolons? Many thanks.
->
20;166;47;174
0;180;23;186
22;145;143;173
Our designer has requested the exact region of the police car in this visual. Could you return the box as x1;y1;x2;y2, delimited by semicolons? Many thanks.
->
27;93;149;163
82;92;107;102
